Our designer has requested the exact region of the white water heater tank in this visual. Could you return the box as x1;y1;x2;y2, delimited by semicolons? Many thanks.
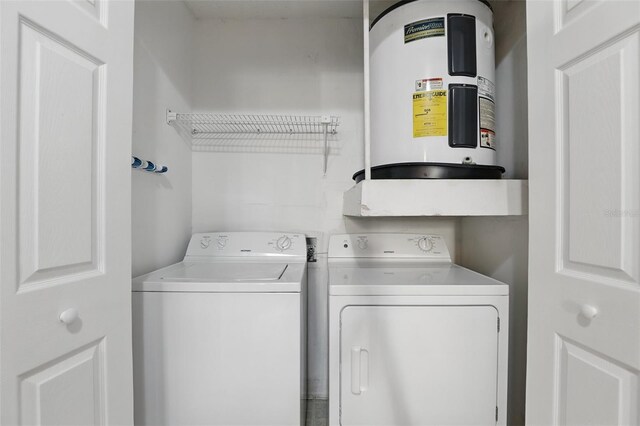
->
357;0;503;181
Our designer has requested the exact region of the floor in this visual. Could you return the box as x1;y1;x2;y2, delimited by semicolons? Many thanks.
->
305;399;328;426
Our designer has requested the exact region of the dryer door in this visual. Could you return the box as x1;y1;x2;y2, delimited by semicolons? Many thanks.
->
340;305;499;426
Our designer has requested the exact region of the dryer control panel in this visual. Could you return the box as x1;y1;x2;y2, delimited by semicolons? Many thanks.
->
329;234;451;261
185;232;306;258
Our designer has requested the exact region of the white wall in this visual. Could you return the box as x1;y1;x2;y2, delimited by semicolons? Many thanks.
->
460;3;529;424
190;17;460;398
132;1;195;277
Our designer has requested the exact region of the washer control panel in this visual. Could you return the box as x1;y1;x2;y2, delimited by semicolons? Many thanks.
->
329;234;450;261
186;232;305;257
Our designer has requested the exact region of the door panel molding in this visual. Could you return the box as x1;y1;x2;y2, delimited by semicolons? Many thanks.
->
72;0;108;28
555;30;640;286
553;334;639;425
19;339;107;426
554;0;598;34
17;17;107;291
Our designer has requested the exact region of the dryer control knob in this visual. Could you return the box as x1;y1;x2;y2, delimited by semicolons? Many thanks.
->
418;237;434;252
276;236;292;251
357;239;368;250
200;238;210;249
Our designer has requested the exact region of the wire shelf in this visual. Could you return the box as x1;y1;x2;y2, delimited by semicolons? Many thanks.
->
167;110;340;173
168;112;339;136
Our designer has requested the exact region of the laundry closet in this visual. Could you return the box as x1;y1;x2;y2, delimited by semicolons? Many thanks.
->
132;1;529;424
0;1;637;425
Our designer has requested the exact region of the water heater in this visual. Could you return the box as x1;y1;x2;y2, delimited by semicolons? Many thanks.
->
355;0;503;182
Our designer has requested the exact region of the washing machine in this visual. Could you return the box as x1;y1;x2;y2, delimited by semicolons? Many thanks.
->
132;232;307;426
328;234;508;426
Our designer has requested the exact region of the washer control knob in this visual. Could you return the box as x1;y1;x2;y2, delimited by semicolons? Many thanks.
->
418;237;434;252
357;239;368;250
217;238;226;248
276;235;292;251
200;238;210;249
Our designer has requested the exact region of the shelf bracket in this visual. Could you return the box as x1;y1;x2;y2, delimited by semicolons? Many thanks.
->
166;109;177;125
322;115;330;175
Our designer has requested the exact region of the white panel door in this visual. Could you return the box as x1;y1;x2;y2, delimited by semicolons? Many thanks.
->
0;0;135;424
527;1;640;425
340;306;499;426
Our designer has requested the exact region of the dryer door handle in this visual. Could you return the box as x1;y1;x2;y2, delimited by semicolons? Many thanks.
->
351;346;369;395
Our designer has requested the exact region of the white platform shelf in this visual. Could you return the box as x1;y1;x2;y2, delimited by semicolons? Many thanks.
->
343;179;528;217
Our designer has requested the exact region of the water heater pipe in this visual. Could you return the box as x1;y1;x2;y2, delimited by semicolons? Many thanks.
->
363;0;371;181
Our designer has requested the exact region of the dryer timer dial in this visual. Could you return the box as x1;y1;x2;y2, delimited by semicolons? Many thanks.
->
276;236;292;251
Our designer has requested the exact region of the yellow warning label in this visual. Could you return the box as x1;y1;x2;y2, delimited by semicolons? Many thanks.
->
413;90;447;137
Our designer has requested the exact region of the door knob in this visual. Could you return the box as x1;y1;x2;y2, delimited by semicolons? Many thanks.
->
580;304;598;320
59;308;79;325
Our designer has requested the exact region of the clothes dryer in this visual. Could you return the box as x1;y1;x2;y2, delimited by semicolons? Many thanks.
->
328;234;508;426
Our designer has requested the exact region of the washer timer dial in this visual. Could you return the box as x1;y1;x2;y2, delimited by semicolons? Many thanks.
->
417;237;434;252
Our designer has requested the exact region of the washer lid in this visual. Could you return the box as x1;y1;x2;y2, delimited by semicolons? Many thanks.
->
329;263;508;296
132;261;305;293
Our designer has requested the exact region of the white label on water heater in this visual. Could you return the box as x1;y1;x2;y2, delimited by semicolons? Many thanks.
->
479;97;495;132
478;76;496;102
480;97;496;150
415;78;444;92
